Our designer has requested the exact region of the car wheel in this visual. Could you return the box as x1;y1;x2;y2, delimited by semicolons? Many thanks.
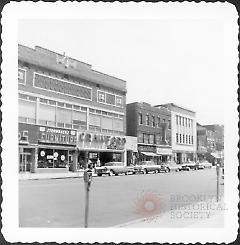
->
109;170;115;176
143;168;148;174
97;174;102;177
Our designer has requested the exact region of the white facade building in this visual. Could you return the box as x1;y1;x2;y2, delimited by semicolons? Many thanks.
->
155;103;197;164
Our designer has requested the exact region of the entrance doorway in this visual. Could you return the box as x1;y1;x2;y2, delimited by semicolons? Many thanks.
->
19;152;31;172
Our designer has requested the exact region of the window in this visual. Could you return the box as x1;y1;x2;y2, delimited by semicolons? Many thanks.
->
186;135;188;144
176;115;178;125
143;134;150;144
158;117;161;127
98;91;106;103
116;96;123;107
139;112;143;125
168;120;171;129
113;118;123;132
146;114;150;126
18;68;26;85
179;116;181;126
149;134;155;144
156;134;161;145
191;136;194;144
179;134;182;143
152;116;155;127
182;117;185;126
183;134;185;144
176;133;179;143
189;135;191;144
138;133;143;143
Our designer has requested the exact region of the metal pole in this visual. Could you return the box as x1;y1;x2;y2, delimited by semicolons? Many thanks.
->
84;181;89;228
216;163;220;202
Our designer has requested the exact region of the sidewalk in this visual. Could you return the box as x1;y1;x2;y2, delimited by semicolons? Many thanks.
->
19;171;86;180
113;198;225;228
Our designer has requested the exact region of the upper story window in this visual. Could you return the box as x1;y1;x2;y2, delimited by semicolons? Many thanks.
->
152;116;155;127
176;133;179;143
176;115;178;125
18;68;26;85
98;91;106;103
157;117;161;127
168;120;171;129
116;96;123;107
179;134;182;143
97;90;123;107
179;116;181;126
182;117;185;126
138;112;143;125
146;114;150;126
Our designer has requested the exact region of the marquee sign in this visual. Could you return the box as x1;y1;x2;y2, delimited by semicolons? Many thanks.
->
38;126;77;145
77;132;126;150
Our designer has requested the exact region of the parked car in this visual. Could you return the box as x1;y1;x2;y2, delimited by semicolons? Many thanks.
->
136;161;161;174
158;163;171;173
200;160;212;169
179;163;191;171
164;161;181;172
95;162;134;176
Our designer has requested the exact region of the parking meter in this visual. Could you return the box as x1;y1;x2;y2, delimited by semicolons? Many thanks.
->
83;168;93;228
84;169;93;191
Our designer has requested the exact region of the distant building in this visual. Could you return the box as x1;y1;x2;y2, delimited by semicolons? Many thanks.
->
156;103;197;164
197;123;208;160
18;44;127;173
126;102;172;163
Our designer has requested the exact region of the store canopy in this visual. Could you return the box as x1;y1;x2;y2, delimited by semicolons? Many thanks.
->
211;152;224;159
141;152;158;157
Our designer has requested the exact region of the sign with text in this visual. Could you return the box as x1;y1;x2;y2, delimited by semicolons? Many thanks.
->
77;132;126;150
38;126;77;145
156;147;172;155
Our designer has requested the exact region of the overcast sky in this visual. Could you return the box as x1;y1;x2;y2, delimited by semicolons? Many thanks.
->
18;18;225;125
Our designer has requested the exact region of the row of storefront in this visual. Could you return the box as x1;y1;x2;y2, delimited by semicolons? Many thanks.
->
19;123;128;173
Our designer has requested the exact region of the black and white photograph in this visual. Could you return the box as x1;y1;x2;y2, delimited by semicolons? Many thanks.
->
1;2;239;243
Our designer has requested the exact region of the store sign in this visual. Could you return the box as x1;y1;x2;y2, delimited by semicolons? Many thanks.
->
156;147;172;155
38;126;77;145
138;145;156;153
77;132;126;150
18;123;39;144
125;136;138;152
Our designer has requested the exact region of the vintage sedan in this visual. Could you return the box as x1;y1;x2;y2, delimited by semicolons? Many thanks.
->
164;161;181;172
136;161;161;174
95;162;134;176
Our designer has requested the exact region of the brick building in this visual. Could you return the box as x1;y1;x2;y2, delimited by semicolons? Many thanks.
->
196;124;224;163
126;102;172;163
18;44;127;173
156;103;197;164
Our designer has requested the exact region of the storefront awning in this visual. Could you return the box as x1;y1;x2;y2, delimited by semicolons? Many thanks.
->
141;152;158;157
211;152;224;159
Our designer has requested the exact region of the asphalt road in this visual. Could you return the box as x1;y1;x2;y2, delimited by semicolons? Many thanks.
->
19;168;224;227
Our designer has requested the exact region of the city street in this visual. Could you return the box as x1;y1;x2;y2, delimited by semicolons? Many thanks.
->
19;168;224;228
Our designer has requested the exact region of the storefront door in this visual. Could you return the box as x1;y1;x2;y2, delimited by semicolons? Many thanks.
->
19;153;31;172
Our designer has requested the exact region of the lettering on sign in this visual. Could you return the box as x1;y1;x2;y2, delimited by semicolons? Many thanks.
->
77;132;126;149
38;126;77;145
